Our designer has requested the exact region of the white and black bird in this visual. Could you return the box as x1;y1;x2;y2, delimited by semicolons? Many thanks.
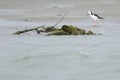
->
87;11;104;26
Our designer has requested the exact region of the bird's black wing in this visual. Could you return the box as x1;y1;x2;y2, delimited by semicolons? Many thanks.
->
94;13;104;19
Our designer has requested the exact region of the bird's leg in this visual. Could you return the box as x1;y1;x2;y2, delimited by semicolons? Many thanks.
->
93;21;98;27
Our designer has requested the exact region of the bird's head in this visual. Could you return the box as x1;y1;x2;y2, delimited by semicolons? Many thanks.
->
87;10;92;16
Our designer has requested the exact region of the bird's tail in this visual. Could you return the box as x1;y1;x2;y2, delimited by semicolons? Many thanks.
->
99;17;104;19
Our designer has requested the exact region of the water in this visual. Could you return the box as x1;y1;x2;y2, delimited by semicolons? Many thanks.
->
0;0;120;80
1;34;120;80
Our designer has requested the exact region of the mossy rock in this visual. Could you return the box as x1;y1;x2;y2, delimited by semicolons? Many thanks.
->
61;25;80;35
45;25;96;35
61;25;87;35
87;30;96;35
45;27;58;32
47;30;70;35
77;29;86;35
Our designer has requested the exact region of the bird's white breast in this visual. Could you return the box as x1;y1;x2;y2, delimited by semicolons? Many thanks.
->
90;15;100;21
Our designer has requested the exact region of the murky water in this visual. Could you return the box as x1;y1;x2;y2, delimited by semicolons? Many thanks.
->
0;0;120;80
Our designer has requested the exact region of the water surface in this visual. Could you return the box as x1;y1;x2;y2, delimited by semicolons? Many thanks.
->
0;0;120;80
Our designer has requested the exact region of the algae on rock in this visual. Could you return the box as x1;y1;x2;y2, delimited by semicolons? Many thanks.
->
87;30;96;35
46;25;96;35
45;27;58;32
62;25;79;35
13;25;97;36
47;30;70;35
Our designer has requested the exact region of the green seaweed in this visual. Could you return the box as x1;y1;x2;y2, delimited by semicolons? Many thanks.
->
45;25;96;35
77;29;86;35
61;25;80;35
45;27;58;32
13;24;98;36
47;30;70;35
87;30;96;35
61;25;88;35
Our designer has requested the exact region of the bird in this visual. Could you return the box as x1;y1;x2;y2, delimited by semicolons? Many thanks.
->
87;10;104;27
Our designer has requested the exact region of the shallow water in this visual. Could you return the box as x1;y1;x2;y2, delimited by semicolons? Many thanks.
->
0;0;120;80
